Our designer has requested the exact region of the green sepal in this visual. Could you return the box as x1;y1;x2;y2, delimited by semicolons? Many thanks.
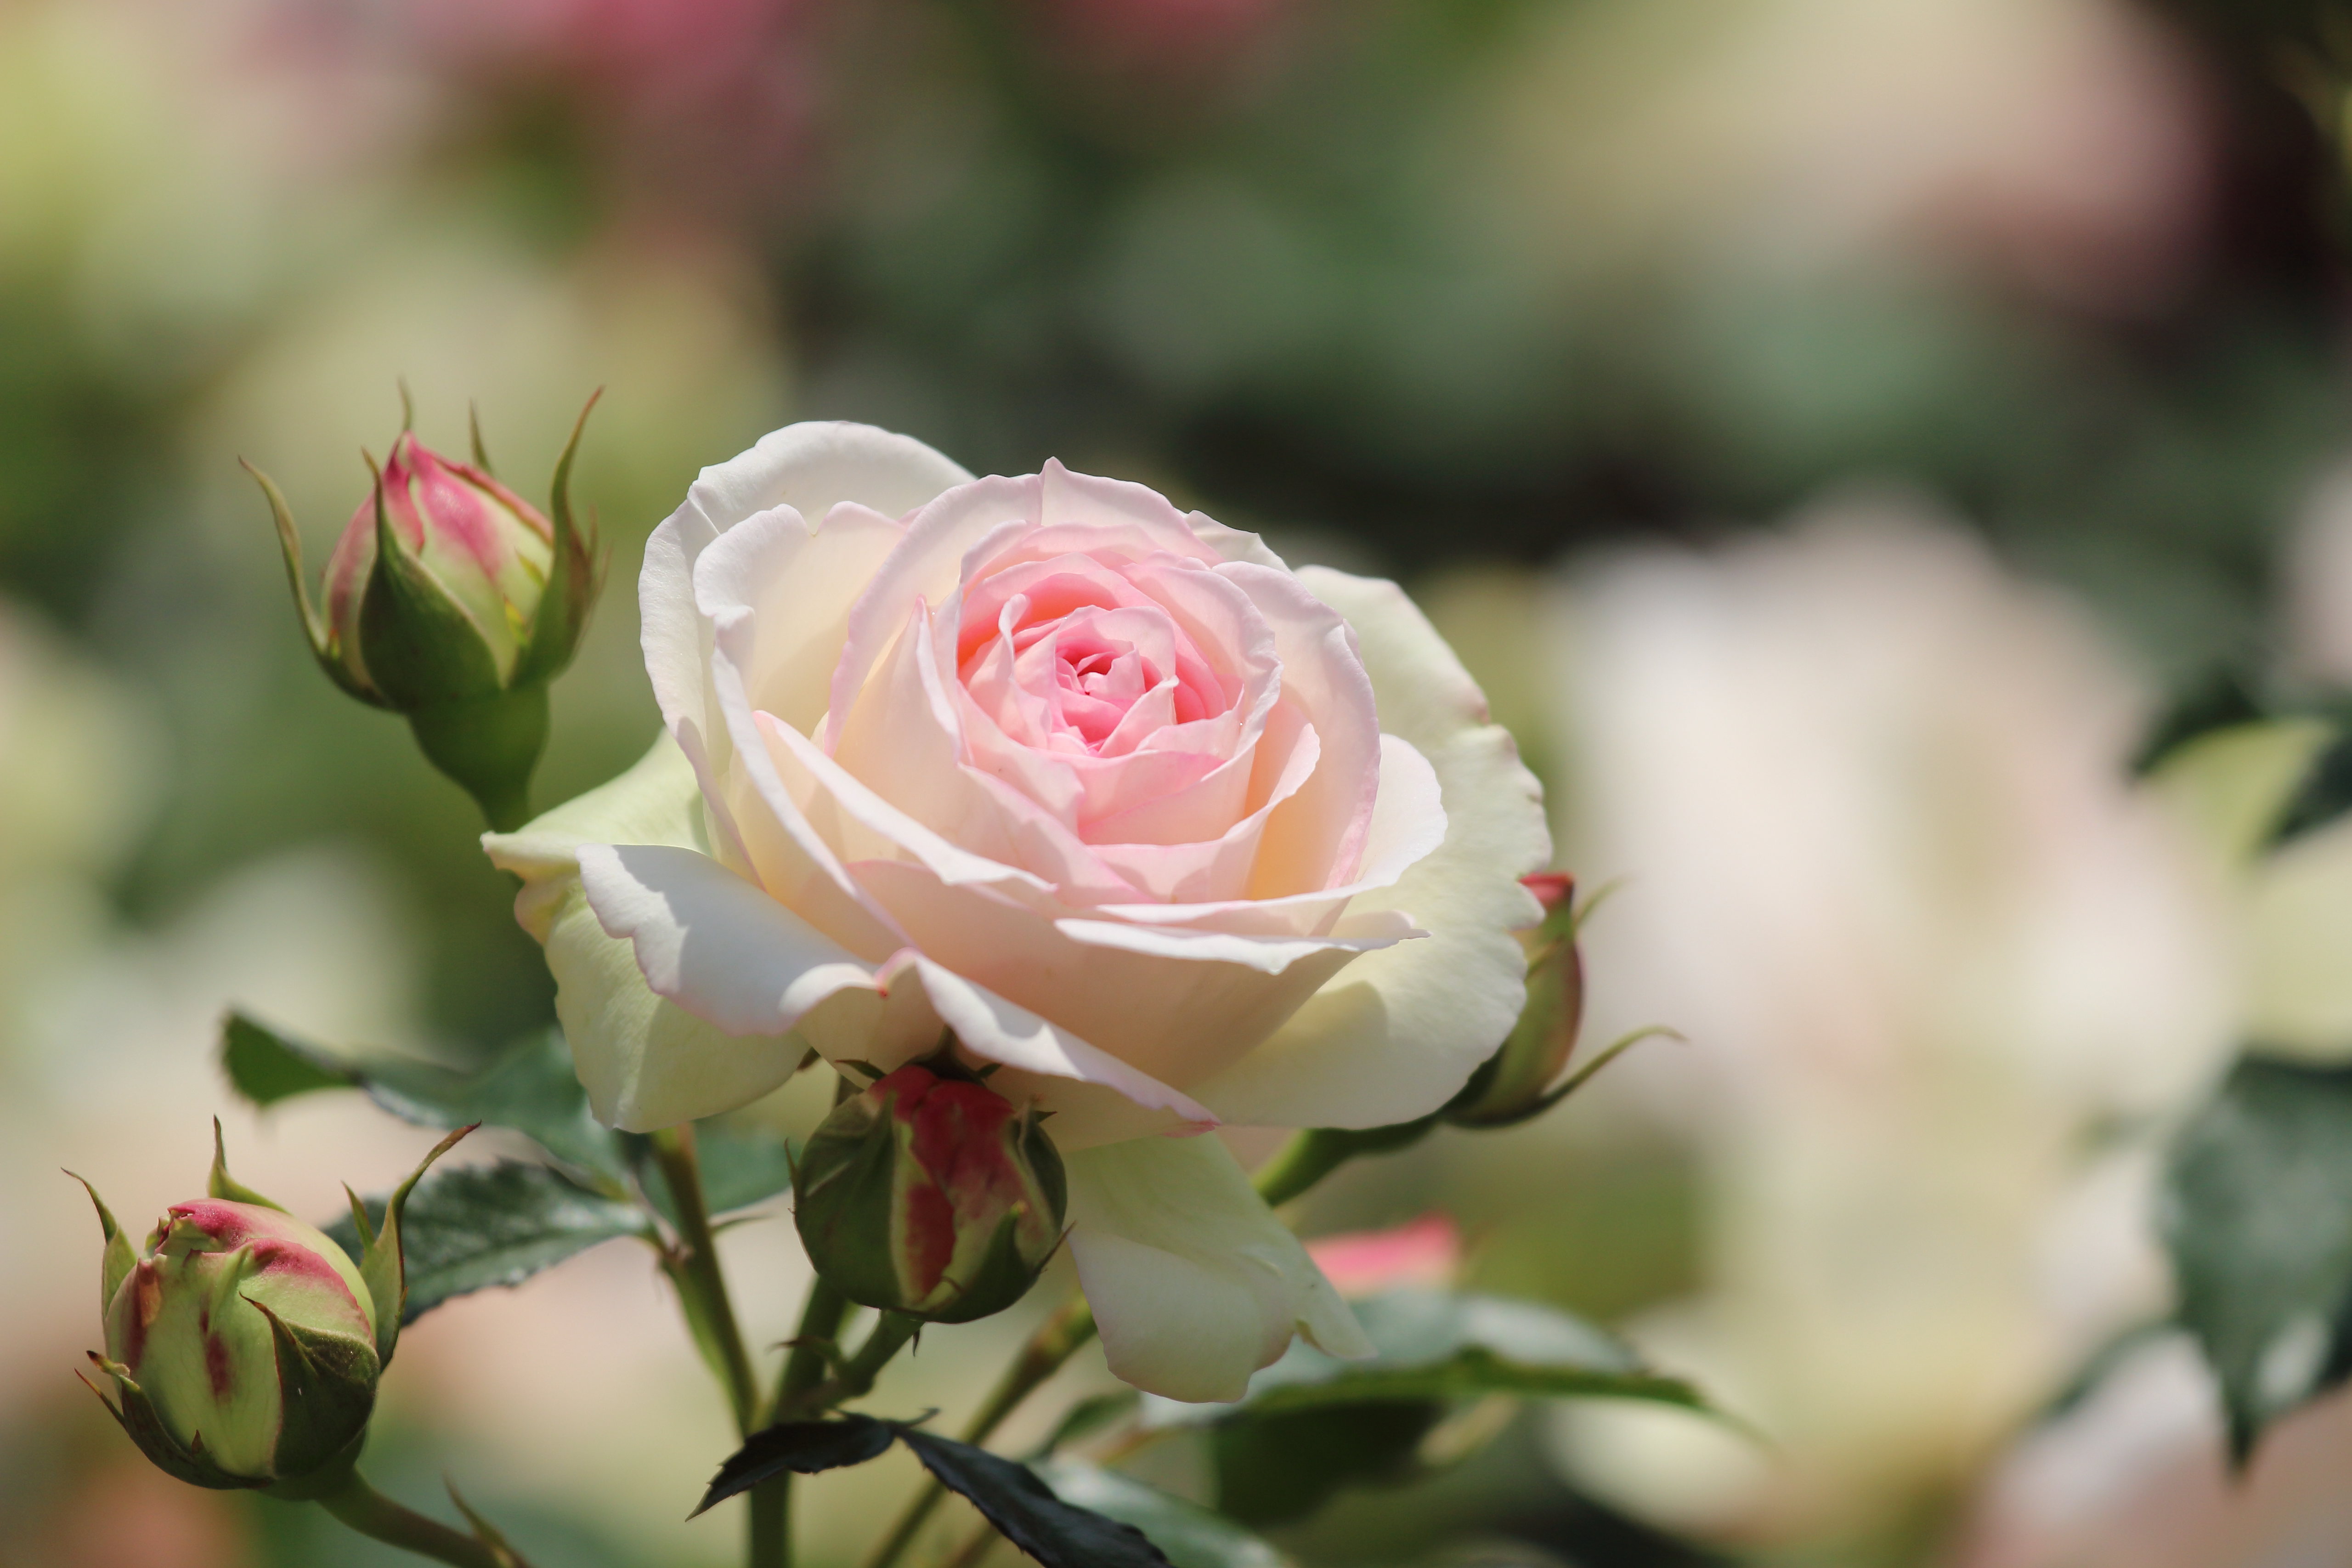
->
241;459;384;708
364;1124;475;1367
82;1354;259;1491
405;685;550;834
251;1297;379;1482
357;455;506;710
209;1118;289;1212
468;403;496;475
510;389;603;691
68;1172;137;1313
923;1209;1051;1325
793;1094;907;1312
446;1479;526;1568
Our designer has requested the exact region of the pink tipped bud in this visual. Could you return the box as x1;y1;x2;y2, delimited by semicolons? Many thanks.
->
1443;872;1587;1129
96;1200;378;1488
794;1062;1067;1325
250;393;601;830
1521;872;1575;920
321;432;556;699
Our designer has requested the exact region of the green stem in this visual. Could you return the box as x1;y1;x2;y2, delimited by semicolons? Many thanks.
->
315;1471;521;1568
650;1126;769;1568
776;1277;854;1414
859;1296;1096;1568
1252;1119;1437;1209
651;1125;761;1435
750;1277;854;1568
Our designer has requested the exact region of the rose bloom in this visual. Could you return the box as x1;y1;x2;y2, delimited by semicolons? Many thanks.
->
486;424;1548;1400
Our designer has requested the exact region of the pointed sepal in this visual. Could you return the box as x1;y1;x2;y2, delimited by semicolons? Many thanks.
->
251;1296;379;1481
447;1479;526;1568
81;1353;258;1491
512;388;603;690
68;1172;138;1313
242;459;384;707
363;1124;475;1367
208;1119;289;1212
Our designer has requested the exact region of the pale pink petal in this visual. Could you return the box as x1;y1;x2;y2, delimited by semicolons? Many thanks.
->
1306;1214;1462;1296
1218;562;1383;897
827;475;1045;747
1093;733;1447;936
1190;568;1550;1129
889;952;1217;1128
847;857;1373;1092
577;843;880;1037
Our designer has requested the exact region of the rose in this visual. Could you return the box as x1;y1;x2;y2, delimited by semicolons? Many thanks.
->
485;423;1549;1399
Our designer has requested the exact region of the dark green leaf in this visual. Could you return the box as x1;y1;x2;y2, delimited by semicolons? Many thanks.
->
1036;1461;1289;1568
2273;729;2352;847
690;1416;897;1517
2164;1054;2352;1459
894;1426;1172;1568
1211;1404;1439;1529
220;1013;355;1104
327;1160;650;1325
222;1015;629;1193
2132;668;2266;776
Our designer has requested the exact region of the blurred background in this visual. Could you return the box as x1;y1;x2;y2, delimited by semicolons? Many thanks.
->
10;0;2352;1562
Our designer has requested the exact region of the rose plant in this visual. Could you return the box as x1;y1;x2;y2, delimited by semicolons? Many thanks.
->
82;405;1689;1568
484;424;1553;1400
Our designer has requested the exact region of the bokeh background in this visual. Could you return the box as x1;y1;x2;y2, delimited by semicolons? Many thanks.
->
10;0;2352;1563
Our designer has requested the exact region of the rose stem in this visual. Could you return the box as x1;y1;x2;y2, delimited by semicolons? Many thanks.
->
647;1125;768;1567
314;1470;526;1568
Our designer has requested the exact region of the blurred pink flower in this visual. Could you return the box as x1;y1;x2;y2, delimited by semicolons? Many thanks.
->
1306;1213;1461;1298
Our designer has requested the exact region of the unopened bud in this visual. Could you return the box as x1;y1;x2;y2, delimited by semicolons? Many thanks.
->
247;394;601;830
1443;872;1586;1128
794;1063;1067;1325
76;1121;465;1493
90;1199;377;1488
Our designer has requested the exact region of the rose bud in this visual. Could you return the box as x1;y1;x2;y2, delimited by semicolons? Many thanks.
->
1442;872;1588;1129
245;394;601;831
794;1062;1068;1325
76;1122;466;1494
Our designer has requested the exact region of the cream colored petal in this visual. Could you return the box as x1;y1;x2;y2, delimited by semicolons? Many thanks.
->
482;736;808;1130
1065;1134;1369;1403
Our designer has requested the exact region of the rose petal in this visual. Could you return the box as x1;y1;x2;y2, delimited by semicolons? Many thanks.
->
889;953;1217;1128
1188;569;1550;1128
1065;1134;1370;1404
483;736;807;1131
577;843;880;1039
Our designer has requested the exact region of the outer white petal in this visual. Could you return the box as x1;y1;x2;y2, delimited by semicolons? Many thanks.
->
577;843;879;1037
1065;1135;1371;1403
642;423;970;868
1191;568;1551;1128
690;421;972;534
484;736;809;1130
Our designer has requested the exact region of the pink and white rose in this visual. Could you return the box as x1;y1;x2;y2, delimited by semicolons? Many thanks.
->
484;423;1548;1399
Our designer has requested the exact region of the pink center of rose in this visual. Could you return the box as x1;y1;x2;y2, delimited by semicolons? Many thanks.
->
956;561;1232;764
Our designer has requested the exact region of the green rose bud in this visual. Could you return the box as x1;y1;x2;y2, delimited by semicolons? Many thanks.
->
1442;872;1588;1129
75;1122;467;1495
794;1062;1067;1325
245;394;602;831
